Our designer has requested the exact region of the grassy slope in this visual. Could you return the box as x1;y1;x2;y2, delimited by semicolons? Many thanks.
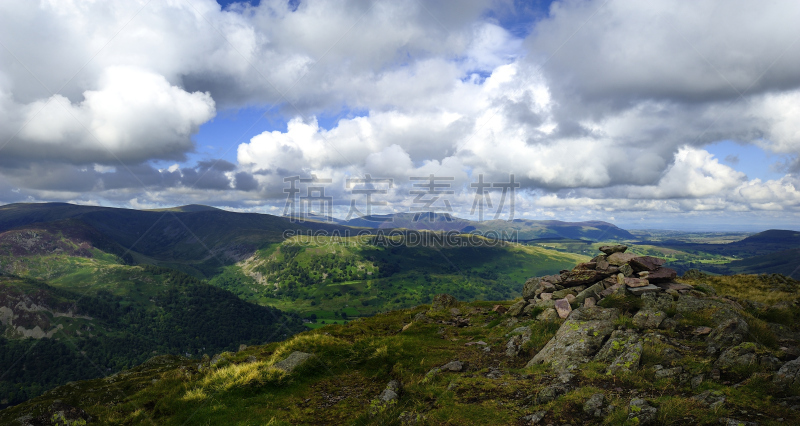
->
209;234;588;324
4;273;800;425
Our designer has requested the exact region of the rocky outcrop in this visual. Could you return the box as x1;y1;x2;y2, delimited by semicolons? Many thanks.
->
526;307;618;371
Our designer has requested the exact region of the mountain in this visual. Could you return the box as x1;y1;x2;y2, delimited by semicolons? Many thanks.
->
0;223;304;408
3;259;799;425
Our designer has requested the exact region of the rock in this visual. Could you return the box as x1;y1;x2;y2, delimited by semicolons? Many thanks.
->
370;381;402;415
691;374;704;389
584;297;596;308
619;263;634;277
536;384;567;404
507;300;527;317
398;411;426;425
506;333;531;357
655;282;693;292
707;317;749;352
628;398;658;425
523;277;554;300
527;307;618;371
238;344;248;352
624;277;650;288
553;287;583;299
273;351;314;373
599;284;621;298
534;299;555;309
630;256;666;272
761;355;782;371
596;257;611;271
554;299;572;319
595;330;641;363
539;292;553;301
607;252;637;266
441;361;464;372
576;262;597;270
485;367;502;379
715;342;761;369
246;355;257;363
450;308;461;316
583;393;605;417
607;340;644;374
646;267;678;283
693;390;726;409
574;282;606;305
402;322;413;332
537;308;559;321
413;312;433;323
633;310;667;329
432;294;459;310
565;294;576;304
694;326;713;336
557;371;575;383
491;305;508;314
522;410;547;424
523;303;541;315
599;245;628;255
774;357;800;388
561;269;609;286
654;366;683;379
641;293;675;312
638;271;650;278
465;340;487;346
628;284;662;296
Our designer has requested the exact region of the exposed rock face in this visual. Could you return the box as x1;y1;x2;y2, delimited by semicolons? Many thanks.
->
632;310;666;329
706;317;749;352
714;342;778;370
628;398;657;425
273;351;314;373
527;307;618;371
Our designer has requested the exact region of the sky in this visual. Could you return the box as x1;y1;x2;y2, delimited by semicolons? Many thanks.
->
1;0;799;231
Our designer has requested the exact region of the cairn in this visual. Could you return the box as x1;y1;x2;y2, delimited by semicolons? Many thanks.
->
520;245;688;319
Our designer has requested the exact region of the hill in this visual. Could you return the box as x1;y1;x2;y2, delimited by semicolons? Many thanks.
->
3;247;800;425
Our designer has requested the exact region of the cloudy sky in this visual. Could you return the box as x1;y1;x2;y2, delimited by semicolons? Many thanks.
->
1;0;799;230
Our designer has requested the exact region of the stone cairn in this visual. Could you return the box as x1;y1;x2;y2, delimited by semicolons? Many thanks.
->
512;245;689;319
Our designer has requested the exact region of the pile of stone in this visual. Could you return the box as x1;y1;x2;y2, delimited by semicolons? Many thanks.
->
515;245;688;319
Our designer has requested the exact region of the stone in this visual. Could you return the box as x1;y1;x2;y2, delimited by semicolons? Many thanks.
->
584;297;596;308
692;390;725;408
413;312;433;323
619;263;634;277
629;256;666;272
607;252;637;266
273;351;314;373
774;357;800;388
539;292;553;301
441;361;463;372
450;308;461;316
523;303;541;315
607;340;644;374
583;393;606;417
537;308;559;321
641;293;675;312
554;299;572;319
715;342;762;369
596;257;611;271
638;271;650;278
718;419;757;426
599;284;621;298
491;305;507;314
370;381;402;415
627;284;661;296
238;344;248;352
624;277;650;288
507;300;528;317
431;294;459;310
522;410;547;424
599;245;628;255
654;366;683;379
561;269;609;286
523;277;551;300
402;323;413;332
691;374;704;389
465;340;487;346
706;317;749;352
628;398;657;425
646;267;678;283
595;330;641;364
632;310;667;329
655;282;693;292
575;262;597;270
536;384;567;404
553;287;583;299
527;307;618;370
534;299;555;309
565;294;576;303
693;326;712;336
574;282;606;305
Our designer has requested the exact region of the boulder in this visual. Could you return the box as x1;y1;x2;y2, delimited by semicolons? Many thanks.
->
655;282;693;292
596;257;611;271
523;303;541;316
522;411;547;424
607;252;637;266
561;269;609;286
584;297;596;308
706;317;749;352
595;330;640;364
273;351;314;373
537;308;559;321
534;299;556;310
641;293;675;312
523;277;554;300
618;264;634;277
554;299;572;319
583;393;606;417
491;305;507;314
774;357;800;388
527;307;618;370
539;292;553;301
653;365;682;379
441;360;463;372
692;390;726;410
630;256;666;272
606;339;644;374
628;398;657;425
575;262;597;270
599;245;628;255
553;287;583;299
506;300;527;317
715;342;761;369
536;384;567;404
574;282;606;305
632;310;667;329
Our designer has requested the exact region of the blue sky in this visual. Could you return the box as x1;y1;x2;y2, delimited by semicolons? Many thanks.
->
2;0;800;231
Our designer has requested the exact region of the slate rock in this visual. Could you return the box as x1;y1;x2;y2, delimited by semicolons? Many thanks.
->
607;252;637;266
554;298;572;319
630;256;666;272
647;267;678;283
599;245;628;255
624;277;650;288
628;284;661;296
574;282;606;305
561;269;608;286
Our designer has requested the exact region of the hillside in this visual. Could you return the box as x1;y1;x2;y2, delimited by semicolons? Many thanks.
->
3;247;800;425
0;224;304;407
